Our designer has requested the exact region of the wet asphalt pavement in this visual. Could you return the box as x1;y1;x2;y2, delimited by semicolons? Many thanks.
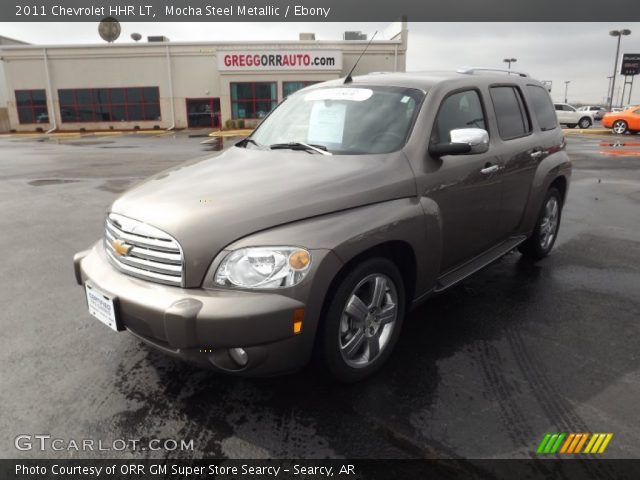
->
0;131;639;460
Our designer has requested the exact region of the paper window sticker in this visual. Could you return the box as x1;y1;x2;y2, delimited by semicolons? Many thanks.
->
308;102;347;145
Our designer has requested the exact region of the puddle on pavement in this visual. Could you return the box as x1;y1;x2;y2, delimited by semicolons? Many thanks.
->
599;141;640;147
598;140;640;156
599;149;640;156
97;179;134;193
28;179;79;187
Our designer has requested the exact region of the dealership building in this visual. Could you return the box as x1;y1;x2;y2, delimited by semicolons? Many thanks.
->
0;23;407;132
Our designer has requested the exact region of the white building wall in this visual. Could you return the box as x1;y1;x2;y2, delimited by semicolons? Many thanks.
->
0;25;407;132
0;35;28;131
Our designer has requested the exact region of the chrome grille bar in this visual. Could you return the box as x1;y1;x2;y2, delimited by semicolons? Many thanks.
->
104;213;184;287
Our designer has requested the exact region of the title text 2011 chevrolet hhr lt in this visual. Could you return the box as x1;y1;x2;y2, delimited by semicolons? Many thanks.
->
74;69;570;382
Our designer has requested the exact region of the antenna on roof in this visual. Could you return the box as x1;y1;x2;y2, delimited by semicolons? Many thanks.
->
344;31;377;84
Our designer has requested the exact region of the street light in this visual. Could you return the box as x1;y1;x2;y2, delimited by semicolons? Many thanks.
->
606;76;614;106
564;81;571;104
608;29;631;110
503;58;517;70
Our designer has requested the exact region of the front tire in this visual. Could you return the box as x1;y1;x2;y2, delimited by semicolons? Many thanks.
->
519;187;563;260
319;258;405;383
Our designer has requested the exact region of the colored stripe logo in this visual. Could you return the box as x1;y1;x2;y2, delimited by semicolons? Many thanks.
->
537;433;613;454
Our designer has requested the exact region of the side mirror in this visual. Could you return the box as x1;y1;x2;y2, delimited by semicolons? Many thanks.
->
429;128;490;157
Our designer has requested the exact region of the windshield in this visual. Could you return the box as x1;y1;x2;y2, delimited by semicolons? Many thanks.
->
247;85;424;154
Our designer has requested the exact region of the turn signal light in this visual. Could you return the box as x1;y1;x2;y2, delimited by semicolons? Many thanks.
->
293;308;305;334
289;250;311;270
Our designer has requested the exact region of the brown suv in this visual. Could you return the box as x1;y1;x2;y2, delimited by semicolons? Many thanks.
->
74;68;571;382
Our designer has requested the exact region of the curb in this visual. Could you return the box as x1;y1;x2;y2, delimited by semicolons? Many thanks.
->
562;128;612;135
208;129;253;138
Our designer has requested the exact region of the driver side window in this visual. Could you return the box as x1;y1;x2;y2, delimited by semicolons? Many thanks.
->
431;90;486;144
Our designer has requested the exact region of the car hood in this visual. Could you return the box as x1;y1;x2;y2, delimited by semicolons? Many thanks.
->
110;146;416;286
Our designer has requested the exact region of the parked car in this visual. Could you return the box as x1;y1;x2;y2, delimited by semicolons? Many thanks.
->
602;106;640;134
577;105;607;120
74;68;571;382
554;103;593;128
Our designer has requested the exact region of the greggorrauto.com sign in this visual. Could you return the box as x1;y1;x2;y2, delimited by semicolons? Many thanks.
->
218;50;343;71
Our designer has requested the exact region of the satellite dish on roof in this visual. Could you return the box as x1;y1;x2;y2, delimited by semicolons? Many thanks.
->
98;17;121;43
131;33;142;42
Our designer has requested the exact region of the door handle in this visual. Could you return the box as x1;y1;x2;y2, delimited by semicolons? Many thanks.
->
530;150;545;159
480;164;500;174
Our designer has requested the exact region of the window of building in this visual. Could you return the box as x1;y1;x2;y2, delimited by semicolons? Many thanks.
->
57;87;161;123
431;90;486;144
15;90;48;124
230;82;277;119
283;81;319;97
527;86;558;131
490;86;531;140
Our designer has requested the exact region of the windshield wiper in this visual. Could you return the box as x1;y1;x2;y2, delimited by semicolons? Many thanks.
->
237;137;264;149
269;141;332;156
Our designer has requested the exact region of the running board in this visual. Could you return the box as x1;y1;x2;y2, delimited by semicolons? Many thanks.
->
434;236;527;292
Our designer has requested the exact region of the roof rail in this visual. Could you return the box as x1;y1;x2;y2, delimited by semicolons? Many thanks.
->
457;66;529;78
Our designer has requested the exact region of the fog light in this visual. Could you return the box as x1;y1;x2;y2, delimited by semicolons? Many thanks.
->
229;347;248;367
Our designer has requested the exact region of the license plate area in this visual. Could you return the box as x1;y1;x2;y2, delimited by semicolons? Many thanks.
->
85;282;123;332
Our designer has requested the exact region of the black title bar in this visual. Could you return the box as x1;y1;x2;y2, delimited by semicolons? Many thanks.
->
4;0;640;22
1;459;639;480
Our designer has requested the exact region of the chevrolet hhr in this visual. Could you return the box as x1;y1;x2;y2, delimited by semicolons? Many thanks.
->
74;68;571;382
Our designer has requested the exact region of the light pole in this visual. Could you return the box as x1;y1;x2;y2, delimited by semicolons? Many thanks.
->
564;81;571;104
606;76;613;106
608;29;631;110
503;58;517;70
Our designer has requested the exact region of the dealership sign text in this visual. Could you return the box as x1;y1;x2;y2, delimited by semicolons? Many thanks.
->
218;51;342;71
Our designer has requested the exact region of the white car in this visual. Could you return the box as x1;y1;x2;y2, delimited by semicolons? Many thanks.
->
577;105;607;120
554;103;593;129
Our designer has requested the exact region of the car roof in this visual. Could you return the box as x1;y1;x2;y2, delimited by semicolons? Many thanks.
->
309;70;546;92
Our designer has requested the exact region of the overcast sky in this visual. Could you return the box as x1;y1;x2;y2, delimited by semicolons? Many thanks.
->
2;22;640;104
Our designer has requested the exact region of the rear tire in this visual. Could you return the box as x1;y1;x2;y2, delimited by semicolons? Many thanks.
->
612;120;628;134
519;187;563;260
578;117;592;129
319;257;405;383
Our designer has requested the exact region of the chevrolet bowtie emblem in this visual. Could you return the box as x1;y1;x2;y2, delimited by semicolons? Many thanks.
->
112;239;133;257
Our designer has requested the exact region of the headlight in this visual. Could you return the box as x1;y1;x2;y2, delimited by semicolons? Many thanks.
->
214;247;312;289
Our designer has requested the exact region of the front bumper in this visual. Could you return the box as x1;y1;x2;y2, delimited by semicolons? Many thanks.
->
74;242;335;376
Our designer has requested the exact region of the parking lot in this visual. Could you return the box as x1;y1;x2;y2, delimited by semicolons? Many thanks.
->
1;129;639;460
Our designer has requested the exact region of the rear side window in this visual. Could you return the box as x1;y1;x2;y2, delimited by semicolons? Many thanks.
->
490;86;531;140
528;86;558;131
431;90;486;144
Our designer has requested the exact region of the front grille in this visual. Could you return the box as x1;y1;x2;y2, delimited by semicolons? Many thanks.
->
104;213;184;287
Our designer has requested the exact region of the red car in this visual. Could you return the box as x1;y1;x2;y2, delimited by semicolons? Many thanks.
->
602;106;640;134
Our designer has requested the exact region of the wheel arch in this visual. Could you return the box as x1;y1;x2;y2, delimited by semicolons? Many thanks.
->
550;175;568;205
321;240;418;318
519;148;572;236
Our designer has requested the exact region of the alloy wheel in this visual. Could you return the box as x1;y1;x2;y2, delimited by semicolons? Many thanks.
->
613;120;628;134
338;274;398;368
539;196;559;251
